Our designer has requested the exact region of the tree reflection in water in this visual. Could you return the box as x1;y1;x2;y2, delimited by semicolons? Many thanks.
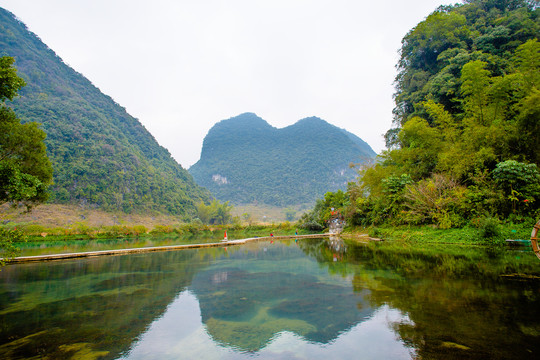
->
0;238;539;359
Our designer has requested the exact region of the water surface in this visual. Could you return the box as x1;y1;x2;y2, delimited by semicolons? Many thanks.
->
14;234;226;257
0;238;539;359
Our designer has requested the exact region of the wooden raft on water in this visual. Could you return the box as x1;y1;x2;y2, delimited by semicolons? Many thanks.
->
3;234;330;264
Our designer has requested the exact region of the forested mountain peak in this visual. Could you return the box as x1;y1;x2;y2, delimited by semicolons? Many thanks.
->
0;7;212;216
293;116;327;126
286;117;341;135
190;113;376;207
213;112;273;130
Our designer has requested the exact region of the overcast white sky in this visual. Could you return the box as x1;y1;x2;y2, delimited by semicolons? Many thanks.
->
0;0;457;168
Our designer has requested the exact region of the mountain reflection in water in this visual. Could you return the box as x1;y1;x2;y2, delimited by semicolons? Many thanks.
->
122;290;413;360
1;237;539;359
120;238;414;359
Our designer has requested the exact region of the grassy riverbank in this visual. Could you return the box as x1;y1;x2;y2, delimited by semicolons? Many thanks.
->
3;223;309;243
1;221;315;259
2;204;537;252
0;204;313;243
345;219;535;246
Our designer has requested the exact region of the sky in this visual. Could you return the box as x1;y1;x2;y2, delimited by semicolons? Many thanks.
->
0;0;457;168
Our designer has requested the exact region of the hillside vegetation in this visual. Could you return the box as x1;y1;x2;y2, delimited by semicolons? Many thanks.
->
301;0;540;231
189;113;375;207
0;8;211;216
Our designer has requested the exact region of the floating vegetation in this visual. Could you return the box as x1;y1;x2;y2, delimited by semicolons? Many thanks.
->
58;343;109;360
441;341;471;351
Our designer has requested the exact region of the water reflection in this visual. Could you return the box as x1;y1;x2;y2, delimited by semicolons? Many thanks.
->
122;290;414;360
190;256;372;350
0;238;539;359
14;235;225;257
328;235;347;262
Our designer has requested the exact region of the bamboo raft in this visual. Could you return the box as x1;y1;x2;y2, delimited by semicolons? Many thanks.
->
4;234;330;264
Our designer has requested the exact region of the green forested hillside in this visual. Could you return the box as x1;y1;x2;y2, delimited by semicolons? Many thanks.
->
302;0;540;229
389;0;539;153
189;113;375;207
0;8;211;216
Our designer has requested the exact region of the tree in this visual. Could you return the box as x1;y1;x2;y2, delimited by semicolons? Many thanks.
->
0;56;25;102
460;60;491;125
213;201;233;225
0;56;53;209
514;39;540;90
513;40;540;164
0;228;24;267
196;200;233;225
0;56;53;265
242;212;253;225
298;190;350;230
284;208;297;222
492;160;540;214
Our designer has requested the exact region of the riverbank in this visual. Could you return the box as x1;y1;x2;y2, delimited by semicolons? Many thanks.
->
0;216;320;264
0;203;179;229
1;219;307;242
343;221;535;246
0;203;310;241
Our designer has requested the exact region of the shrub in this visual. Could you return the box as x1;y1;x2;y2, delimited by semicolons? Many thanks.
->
151;225;174;234
132;225;147;235
20;224;46;235
0;227;25;266
231;217;243;230
403;173;467;228
299;221;324;232
177;223;200;234
245;224;266;231
73;222;93;235
368;227;381;238
478;217;501;241
492;160;540;215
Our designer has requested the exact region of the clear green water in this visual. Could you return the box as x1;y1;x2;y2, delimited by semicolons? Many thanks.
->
0;238;539;359
14;235;227;257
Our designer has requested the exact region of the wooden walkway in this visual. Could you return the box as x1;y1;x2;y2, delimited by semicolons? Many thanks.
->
5;234;330;264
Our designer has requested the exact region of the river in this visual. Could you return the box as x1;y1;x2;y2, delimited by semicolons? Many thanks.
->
0;237;539;359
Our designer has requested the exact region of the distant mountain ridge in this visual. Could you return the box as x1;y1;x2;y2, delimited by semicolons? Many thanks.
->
189;113;376;206
0;8;211;215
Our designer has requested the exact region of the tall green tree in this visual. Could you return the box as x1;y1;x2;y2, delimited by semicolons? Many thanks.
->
0;56;53;265
196;200;233;225
513;39;540;164
0;56;52;209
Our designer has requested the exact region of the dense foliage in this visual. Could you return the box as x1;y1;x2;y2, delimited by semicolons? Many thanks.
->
307;0;540;230
0;8;212;216
196;200;233;225
0;55;53;264
189;113;375;207
390;0;539;139
0;56;52;209
298;190;349;231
